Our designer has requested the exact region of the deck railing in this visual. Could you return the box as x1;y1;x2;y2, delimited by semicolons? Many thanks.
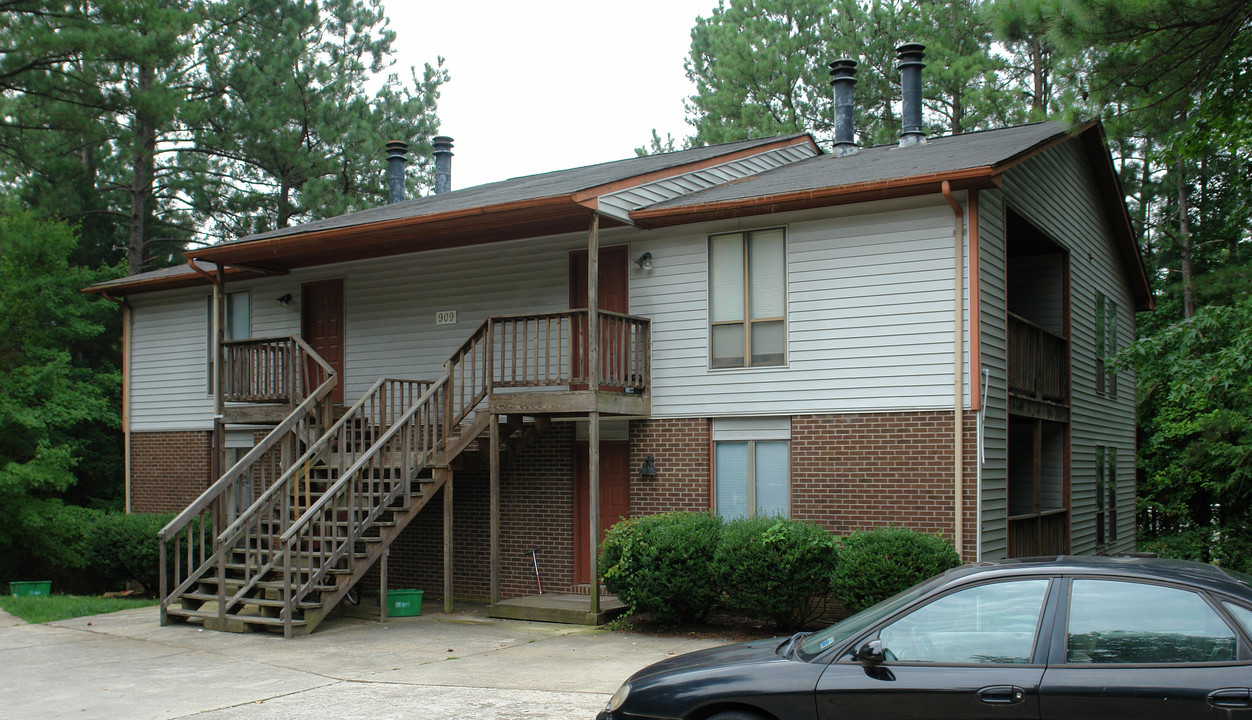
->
1007;313;1069;404
1007;508;1069;557
222;336;322;404
158;336;336;624
445;309;651;429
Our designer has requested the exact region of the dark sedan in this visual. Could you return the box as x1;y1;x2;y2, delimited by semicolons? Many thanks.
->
598;556;1252;720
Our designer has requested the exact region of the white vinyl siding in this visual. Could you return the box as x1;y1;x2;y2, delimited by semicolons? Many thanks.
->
1001;141;1138;556
128;233;592;430
130;289;216;431
633;198;969;418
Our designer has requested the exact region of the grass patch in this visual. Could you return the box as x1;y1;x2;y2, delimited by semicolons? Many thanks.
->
0;594;158;624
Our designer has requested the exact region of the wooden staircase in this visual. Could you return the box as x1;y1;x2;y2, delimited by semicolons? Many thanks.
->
158;310;650;637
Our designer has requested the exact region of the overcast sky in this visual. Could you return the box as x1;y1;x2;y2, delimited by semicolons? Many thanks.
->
383;0;717;190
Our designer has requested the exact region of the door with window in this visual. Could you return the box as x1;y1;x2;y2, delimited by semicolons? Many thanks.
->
1038;578;1252;719
817;578;1052;719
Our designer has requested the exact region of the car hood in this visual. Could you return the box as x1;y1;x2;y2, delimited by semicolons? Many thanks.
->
616;637;824;720
628;637;789;684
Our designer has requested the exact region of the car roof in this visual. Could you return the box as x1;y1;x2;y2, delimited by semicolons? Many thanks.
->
939;556;1252;599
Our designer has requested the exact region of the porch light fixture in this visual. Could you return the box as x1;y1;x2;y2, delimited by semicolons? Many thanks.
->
634;252;653;271
640;454;658;477
276;293;292;306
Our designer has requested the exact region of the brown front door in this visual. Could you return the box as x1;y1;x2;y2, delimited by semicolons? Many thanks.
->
573;441;631;585
569;246;628;389
301;279;345;403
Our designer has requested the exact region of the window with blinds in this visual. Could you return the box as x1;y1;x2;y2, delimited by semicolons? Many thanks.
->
709;228;786;368
712;417;791;519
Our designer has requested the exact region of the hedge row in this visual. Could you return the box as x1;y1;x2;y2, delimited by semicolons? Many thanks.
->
11;503;171;595
599;512;959;629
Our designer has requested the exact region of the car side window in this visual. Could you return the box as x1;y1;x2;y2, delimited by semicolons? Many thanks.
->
1223;602;1252;639
1067;579;1237;664
877;579;1049;664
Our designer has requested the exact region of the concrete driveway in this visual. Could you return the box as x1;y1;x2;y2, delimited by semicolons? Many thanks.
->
0;604;729;719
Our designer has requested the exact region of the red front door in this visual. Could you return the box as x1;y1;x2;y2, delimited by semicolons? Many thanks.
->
301;279;345;403
569;246;628;390
573;441;631;585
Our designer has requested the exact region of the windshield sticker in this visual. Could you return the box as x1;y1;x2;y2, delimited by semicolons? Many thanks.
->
819;638;833;649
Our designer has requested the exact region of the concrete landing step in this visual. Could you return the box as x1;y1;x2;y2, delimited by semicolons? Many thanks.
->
486;593;627;626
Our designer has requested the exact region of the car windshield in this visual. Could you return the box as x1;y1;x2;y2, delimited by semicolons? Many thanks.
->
796;576;944;661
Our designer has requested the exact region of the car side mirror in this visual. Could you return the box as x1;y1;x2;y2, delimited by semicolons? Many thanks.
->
856;639;886;664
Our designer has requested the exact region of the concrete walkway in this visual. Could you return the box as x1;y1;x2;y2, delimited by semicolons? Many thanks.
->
0;604;727;719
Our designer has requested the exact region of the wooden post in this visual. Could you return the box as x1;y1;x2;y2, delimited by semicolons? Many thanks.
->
380;546;389;622
121;302;132;513
442;468;454;613
587;213;601;619
211;267;226;536
489;413;501;605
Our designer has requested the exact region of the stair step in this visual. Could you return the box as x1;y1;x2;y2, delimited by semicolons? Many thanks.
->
165;606;308;628
182;591;288;609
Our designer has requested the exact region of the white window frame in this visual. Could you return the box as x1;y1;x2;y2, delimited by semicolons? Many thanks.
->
708;227;787;369
712;417;791;519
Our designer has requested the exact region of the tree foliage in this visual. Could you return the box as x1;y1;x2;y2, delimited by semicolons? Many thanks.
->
1118;295;1252;556
0;210;122;581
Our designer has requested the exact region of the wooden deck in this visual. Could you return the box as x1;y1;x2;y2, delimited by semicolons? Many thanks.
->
487;593;627;625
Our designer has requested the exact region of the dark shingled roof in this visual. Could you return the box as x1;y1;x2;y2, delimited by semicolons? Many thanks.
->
229;134;809;245
642;121;1071;212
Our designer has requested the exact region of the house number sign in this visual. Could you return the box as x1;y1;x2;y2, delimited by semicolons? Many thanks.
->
436;310;457;325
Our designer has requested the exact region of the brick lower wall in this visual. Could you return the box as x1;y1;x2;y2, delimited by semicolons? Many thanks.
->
628;417;712;515
129;430;213;514
792;411;978;558
367;423;578;602
363;410;981;602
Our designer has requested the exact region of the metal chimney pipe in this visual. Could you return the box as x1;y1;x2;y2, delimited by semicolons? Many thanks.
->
385;140;408;203
829;58;858;156
897;42;926;147
432;136;454;194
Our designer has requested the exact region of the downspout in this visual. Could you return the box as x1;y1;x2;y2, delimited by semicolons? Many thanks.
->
103;293;132;513
942;181;965;560
969;189;983;561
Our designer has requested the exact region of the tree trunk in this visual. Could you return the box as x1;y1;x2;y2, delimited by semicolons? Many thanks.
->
278;176;291;229
127;63;155;276
1176;155;1195;319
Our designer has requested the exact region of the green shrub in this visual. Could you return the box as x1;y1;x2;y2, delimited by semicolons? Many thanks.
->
833;526;960;613
8;504;171;595
712;516;836;630
86;512;171;595
599;512;722;624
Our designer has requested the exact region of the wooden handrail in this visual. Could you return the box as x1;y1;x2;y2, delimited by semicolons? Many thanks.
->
159;336;337;623
161;311;651;634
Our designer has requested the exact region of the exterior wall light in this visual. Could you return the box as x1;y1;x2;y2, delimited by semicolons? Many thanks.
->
640;454;658;477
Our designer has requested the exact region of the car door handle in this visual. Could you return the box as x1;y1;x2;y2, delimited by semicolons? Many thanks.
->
1208;689;1252;709
977;685;1025;705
